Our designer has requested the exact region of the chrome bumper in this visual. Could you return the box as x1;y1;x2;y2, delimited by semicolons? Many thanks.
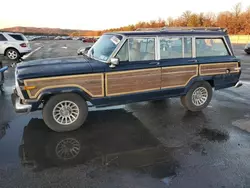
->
11;92;32;113
235;81;243;88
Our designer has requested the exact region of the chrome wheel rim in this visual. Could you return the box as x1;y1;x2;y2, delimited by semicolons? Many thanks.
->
192;87;208;106
53;100;79;125
56;138;80;160
7;50;18;59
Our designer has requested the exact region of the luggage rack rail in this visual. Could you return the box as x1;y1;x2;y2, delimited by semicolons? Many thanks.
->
135;27;227;32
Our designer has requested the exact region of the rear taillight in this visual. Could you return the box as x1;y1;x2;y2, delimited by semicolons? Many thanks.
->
20;43;27;47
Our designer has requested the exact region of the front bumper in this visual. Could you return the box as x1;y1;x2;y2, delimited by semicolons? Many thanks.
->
11;91;32;113
235;81;243;88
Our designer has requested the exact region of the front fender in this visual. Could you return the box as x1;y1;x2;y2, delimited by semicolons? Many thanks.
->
38;87;92;102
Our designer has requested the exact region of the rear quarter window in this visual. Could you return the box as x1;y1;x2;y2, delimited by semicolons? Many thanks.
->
196;38;230;57
9;34;25;41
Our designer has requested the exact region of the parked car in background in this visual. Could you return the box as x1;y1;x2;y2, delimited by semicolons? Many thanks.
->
77;46;92;55
77;37;84;40
245;43;250;54
82;37;97;43
54;36;62;40
0;32;32;60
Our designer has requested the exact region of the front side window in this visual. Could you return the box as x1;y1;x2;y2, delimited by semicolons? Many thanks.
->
160;37;183;59
0;34;7;41
196;38;229;57
115;40;128;61
129;38;155;61
88;34;122;62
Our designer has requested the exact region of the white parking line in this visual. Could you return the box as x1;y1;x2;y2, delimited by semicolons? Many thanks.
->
22;46;42;60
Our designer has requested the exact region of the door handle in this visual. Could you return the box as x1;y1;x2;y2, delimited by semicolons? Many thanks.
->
149;62;160;65
188;59;198;63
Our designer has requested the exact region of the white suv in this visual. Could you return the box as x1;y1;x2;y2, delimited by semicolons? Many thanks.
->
0;32;32;60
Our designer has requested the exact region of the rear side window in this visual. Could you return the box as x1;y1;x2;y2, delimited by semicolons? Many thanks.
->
0;34;7;41
160;37;183;59
9;34;24;41
196;38;229;57
160;37;193;59
184;38;192;58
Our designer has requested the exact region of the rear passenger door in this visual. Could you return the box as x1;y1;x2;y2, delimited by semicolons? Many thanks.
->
159;36;199;90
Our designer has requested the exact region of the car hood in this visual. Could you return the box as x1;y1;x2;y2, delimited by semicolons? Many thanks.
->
16;56;106;80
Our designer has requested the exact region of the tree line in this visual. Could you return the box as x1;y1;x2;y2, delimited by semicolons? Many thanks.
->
72;3;250;36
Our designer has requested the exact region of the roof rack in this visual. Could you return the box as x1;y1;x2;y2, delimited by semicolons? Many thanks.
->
135;27;227;32
135;28;160;31
161;27;227;32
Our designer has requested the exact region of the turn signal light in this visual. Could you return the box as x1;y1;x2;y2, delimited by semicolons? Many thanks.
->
24;86;36;90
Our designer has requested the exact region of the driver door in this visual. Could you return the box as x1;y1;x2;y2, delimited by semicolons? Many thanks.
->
105;37;161;97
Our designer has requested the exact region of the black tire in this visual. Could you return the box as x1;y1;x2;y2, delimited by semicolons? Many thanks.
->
180;96;187;108
180;81;212;112
5;48;20;60
43;93;88;132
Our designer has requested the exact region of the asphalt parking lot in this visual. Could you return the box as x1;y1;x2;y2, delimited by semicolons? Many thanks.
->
1;41;250;188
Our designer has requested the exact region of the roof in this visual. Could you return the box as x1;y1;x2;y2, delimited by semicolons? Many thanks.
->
107;27;228;36
0;32;23;35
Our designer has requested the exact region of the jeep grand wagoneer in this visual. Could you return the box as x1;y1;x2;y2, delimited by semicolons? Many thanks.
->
12;27;242;132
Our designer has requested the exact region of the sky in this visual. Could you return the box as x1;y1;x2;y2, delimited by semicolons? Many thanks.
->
0;0;249;30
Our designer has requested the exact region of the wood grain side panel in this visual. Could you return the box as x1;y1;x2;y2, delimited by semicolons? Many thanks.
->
24;74;104;99
161;65;198;89
200;62;239;76
106;68;161;96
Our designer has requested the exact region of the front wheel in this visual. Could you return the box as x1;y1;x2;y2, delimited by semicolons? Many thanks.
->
43;93;88;132
180;81;212;112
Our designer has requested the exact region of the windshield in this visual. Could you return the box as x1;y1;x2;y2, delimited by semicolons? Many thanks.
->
88;34;123;62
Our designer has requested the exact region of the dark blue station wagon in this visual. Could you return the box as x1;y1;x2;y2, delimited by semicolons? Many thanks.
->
12;27;242;132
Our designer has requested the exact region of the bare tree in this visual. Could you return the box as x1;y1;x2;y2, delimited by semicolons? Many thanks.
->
182;11;192;26
232;2;242;17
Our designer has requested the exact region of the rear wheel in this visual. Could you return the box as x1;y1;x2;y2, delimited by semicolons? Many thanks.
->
180;81;212;112
6;48;20;60
43;93;88;132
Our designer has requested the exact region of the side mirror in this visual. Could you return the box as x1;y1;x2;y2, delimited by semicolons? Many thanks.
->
109;57;119;68
84;46;91;54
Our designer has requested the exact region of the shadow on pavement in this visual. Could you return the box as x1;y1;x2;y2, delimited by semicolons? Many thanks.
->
19;109;179;181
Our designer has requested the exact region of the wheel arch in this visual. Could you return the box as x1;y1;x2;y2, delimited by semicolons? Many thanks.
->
38;87;92;104
4;47;20;56
184;78;213;94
